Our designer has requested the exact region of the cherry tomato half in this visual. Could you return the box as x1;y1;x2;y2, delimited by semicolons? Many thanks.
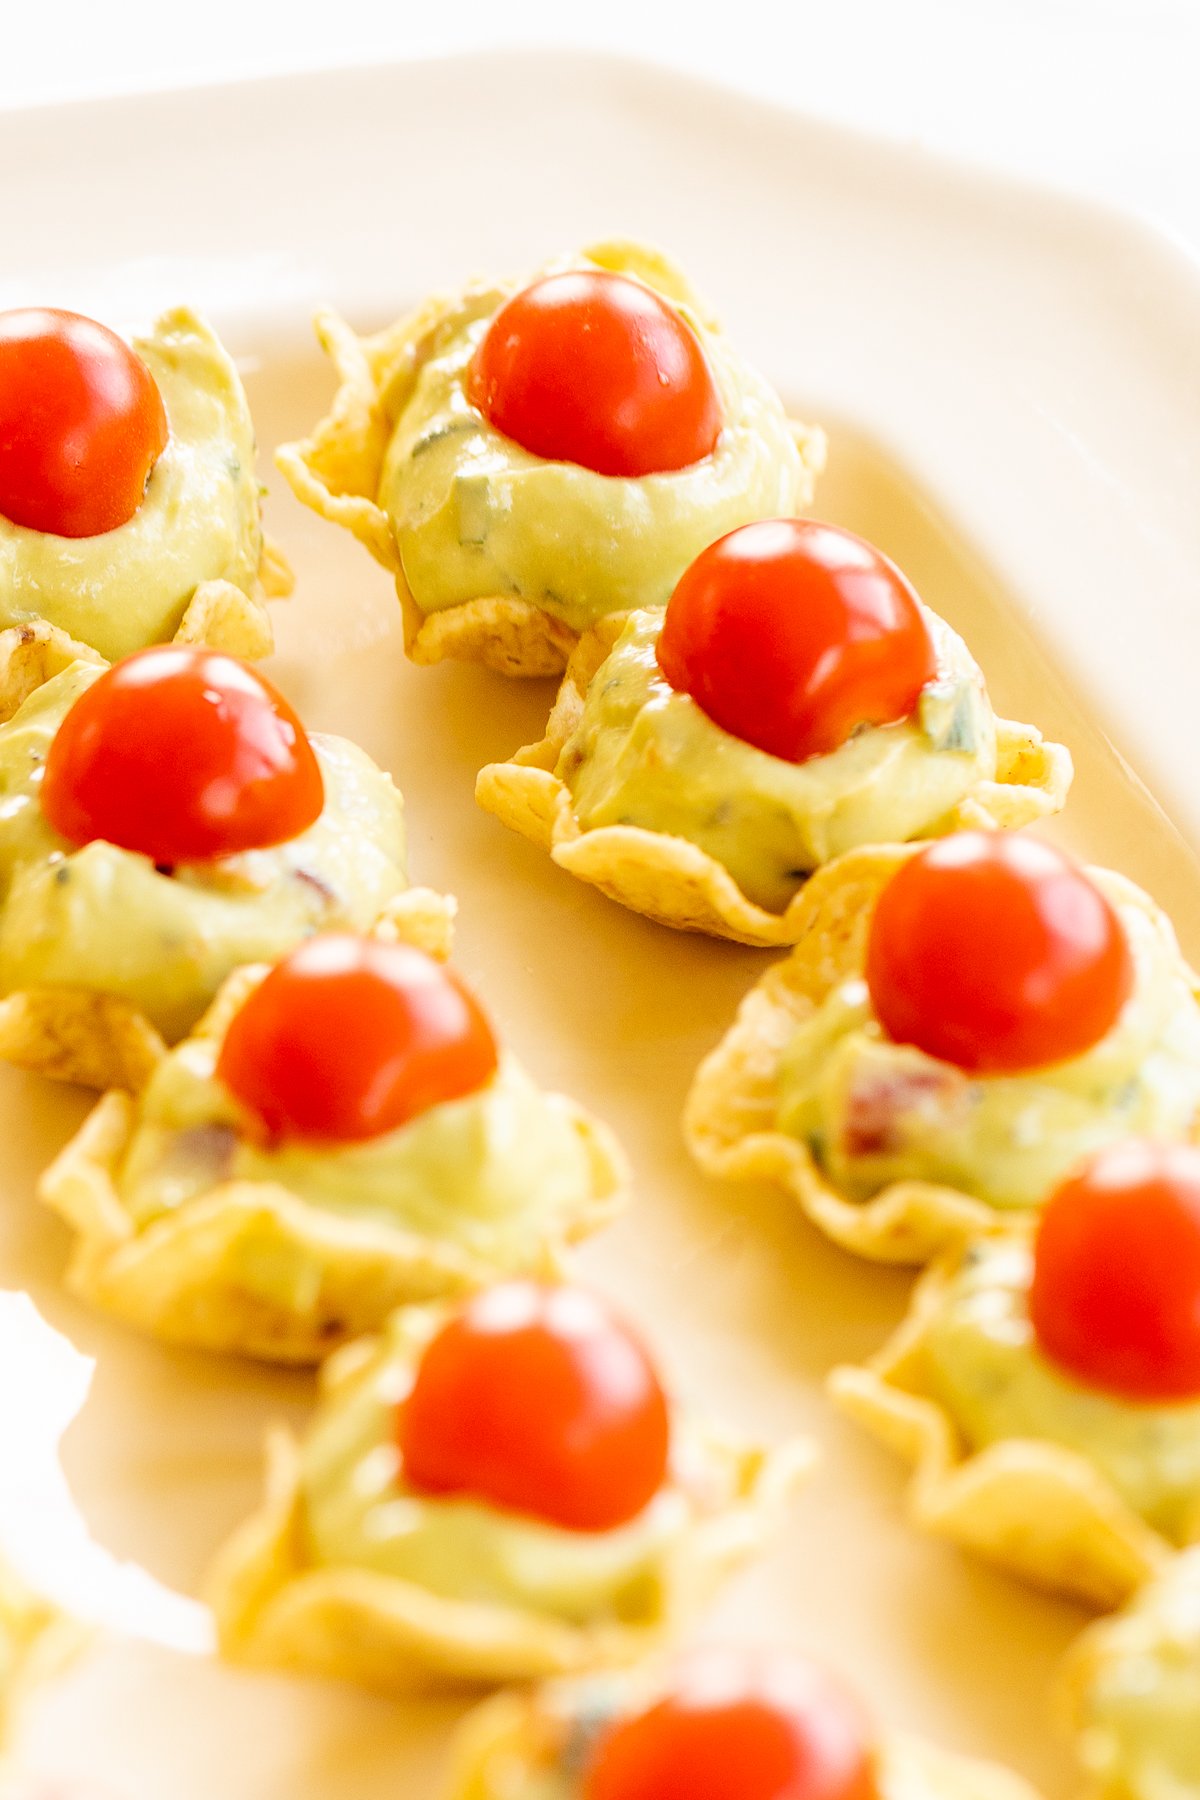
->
583;1649;879;1800
655;519;937;764
41;646;324;866
1030;1140;1200;1402
398;1282;671;1532
0;308;168;537
216;937;498;1144
865;833;1133;1075
467;269;722;477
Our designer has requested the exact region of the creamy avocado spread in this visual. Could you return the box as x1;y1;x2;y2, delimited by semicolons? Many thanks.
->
921;1239;1200;1543
115;1034;598;1259
1076;1548;1200;1800
298;1310;690;1624
379;258;808;632
776;875;1200;1209
0;661;409;1039
557;607;998;913
0;309;264;661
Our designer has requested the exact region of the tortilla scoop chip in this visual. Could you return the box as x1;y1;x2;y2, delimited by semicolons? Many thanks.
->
38;958;626;1363
689;844;1200;1261
207;1360;812;1691
476;624;1072;946
828;1247;1172;1608
447;1685;1045;1800
0;615;456;1093
276;242;826;679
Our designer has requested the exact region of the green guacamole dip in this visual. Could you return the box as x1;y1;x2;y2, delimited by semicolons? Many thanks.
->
116;1037;598;1263
379;259;809;633
0;309;264;662
1075;1548;1200;1800
299;1311;690;1623
557;607;998;913
923;1239;1200;1542
0;662;410;1040
776;875;1200;1210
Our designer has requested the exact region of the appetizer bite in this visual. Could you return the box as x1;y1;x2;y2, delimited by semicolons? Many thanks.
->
446;1646;1044;1800
209;1281;808;1687
0;624;450;1091
830;1140;1200;1605
277;242;824;675
1063;1543;1200;1800
685;833;1200;1257
477;522;1070;943
40;938;626;1361
0;306;290;661
0;1559;82;1745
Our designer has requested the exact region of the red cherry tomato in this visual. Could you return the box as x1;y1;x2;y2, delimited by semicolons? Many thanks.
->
398;1282;671;1532
0;308;168;537
655;519;937;764
1030;1140;1200;1402
216;937;498;1144
467;269;722;477
583;1649;879;1800
865;833;1133;1075
41;646;324;866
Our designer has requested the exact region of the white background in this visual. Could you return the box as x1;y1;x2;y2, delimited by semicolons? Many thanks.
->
5;0;1200;256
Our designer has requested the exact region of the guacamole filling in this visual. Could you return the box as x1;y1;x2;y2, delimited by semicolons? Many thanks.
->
557;607;997;913
299;1312;693;1625
0;310;264;662
921;1239;1200;1542
776;880;1200;1210
378;263;807;633
1077;1549;1200;1800
0;662;410;1040
116;1035;598;1257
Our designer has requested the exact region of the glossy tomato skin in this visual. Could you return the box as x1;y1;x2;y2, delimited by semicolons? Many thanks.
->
0;308;169;537
655;519;937;764
216;937;498;1144
40;646;324;866
583;1649;879;1800
398;1282;671;1532
467;269;722;478
865;832;1133;1075
1030;1140;1200;1402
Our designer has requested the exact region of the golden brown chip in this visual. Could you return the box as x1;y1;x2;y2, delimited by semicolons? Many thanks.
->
0;619;455;1092
476;627;1072;946
39;1065;627;1364
827;1245;1172;1608
276;245;826;679
446;1685;1046;1800
683;846;1198;1260
208;1403;811;1693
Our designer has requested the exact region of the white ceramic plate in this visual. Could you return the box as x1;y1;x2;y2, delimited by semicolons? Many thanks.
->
1;49;1199;1799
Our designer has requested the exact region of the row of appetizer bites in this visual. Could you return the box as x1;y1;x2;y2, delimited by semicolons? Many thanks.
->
679;829;1200;1606
0;305;288;662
